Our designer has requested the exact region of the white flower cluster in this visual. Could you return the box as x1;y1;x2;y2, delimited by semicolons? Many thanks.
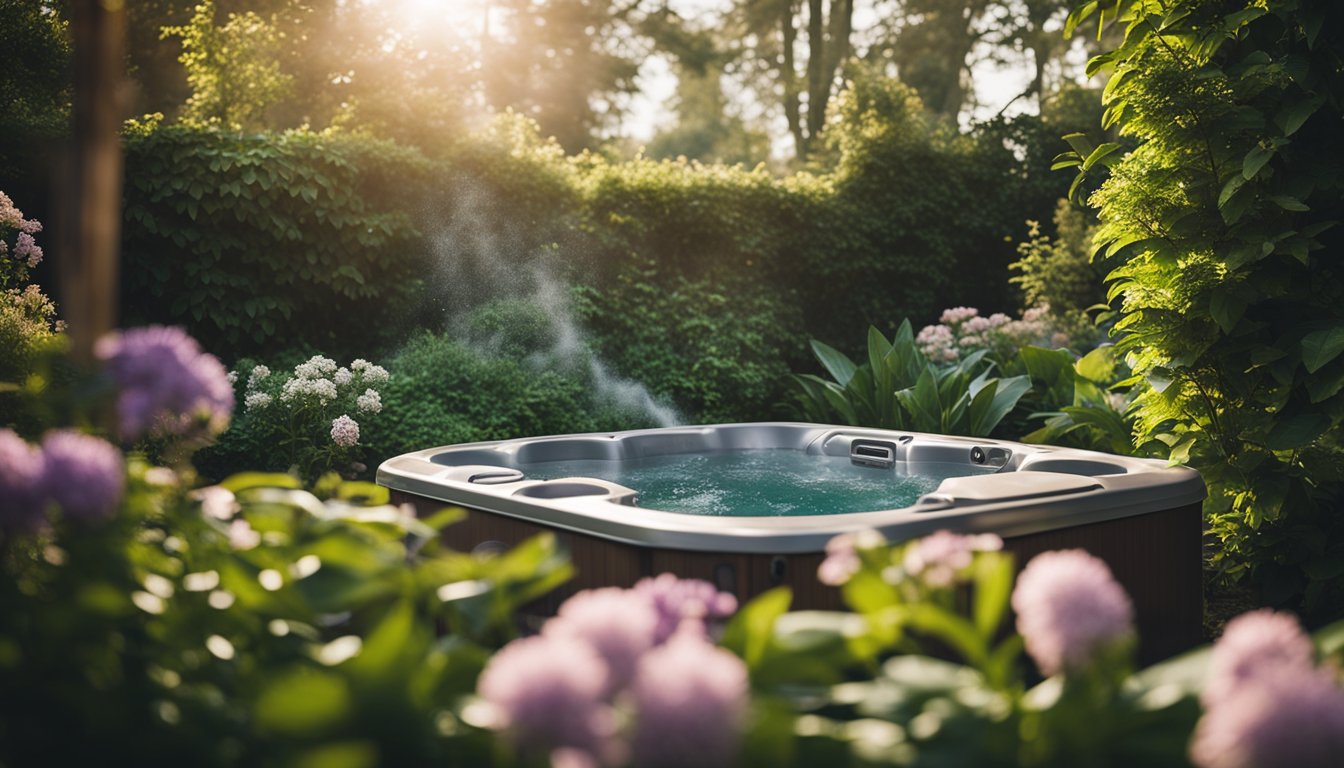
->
241;356;389;465
351;358;389;385
280;376;339;405
244;391;273;410
294;355;339;380
356;388;382;414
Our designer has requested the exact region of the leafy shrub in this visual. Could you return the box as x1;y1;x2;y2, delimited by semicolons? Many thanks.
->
1066;0;1344;613
1018;344;1140;456
576;268;803;424
1010;199;1107;320
207;356;393;481
742;531;1344;767
794;321;1031;436
359;331;658;468
120;122;433;359
814;68;1054;344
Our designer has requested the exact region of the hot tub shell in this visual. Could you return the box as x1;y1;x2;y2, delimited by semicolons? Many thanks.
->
379;423;1206;661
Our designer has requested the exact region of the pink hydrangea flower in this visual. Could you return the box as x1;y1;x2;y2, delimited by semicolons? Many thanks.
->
817;529;884;586
903;530;1003;587
630;630;749;768
1202;610;1316;707
1011;549;1134;675
632;574;738;644
0;428;46;532
940;306;979;325
95;326;234;440
1190;668;1344;768
329;415;359;447
39;431;125;523
544;587;659;693
477;634;615;758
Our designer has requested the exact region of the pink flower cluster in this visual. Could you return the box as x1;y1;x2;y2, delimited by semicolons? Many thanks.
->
818;530;1003;589
1;190;45;280
917;304;1071;363
95;326;234;440
476;576;747;767
0;428;124;532
1011;549;1134;676
817;529;886;586
903;530;1003;587
1189;610;1344;768
329;414;360;448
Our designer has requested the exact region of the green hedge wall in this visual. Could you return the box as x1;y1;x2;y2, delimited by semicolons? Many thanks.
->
121;123;434;359
120;77;1078;425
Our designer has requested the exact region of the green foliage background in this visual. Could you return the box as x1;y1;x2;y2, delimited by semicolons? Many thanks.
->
1069;0;1344;613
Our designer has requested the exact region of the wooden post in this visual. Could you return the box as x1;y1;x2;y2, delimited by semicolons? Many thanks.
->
57;0;127;365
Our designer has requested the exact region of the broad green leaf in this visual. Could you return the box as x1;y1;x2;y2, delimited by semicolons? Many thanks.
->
1264;412;1330;451
1082;142;1124;170
721;586;792;668
220;471;301;493
1241;145;1274;179
1063;132;1095;158
1075;346;1118;384
1301;327;1344;373
1217;174;1246;210
254;667;351;736
1209;292;1247;333
972;554;1015;640
1276;96;1324;136
811;339;857;387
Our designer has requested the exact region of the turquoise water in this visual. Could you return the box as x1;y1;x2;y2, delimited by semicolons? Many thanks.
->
519;449;974;517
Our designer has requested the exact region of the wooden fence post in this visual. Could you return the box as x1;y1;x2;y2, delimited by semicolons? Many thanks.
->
57;0;127;366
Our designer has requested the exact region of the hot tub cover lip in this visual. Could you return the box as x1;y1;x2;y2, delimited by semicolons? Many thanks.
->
376;422;1206;553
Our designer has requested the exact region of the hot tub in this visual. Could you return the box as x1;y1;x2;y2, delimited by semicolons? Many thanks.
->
378;423;1206;660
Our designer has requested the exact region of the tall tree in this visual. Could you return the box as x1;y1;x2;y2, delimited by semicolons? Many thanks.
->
481;0;645;152
734;0;853;160
642;3;769;163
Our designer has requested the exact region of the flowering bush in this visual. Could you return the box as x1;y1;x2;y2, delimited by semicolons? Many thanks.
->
738;530;1344;767
0;189;43;289
0;190;63;422
7;316;1344;767
223;355;390;480
916;304;1098;366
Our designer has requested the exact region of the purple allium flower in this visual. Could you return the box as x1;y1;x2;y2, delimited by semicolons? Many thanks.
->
477;634;614;758
330;415;360;448
1190;668;1344;768
630;631;749;768
39;431;125;523
633;574;738;644
0;428;46;531
95;326;234;440
904;530;1003;587
545;587;659;692
1011;549;1134;676
1202;609;1316;707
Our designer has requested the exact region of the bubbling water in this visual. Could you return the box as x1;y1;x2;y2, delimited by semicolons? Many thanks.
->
519;449;979;517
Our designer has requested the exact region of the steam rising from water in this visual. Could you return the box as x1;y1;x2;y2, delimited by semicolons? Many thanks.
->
423;179;681;428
